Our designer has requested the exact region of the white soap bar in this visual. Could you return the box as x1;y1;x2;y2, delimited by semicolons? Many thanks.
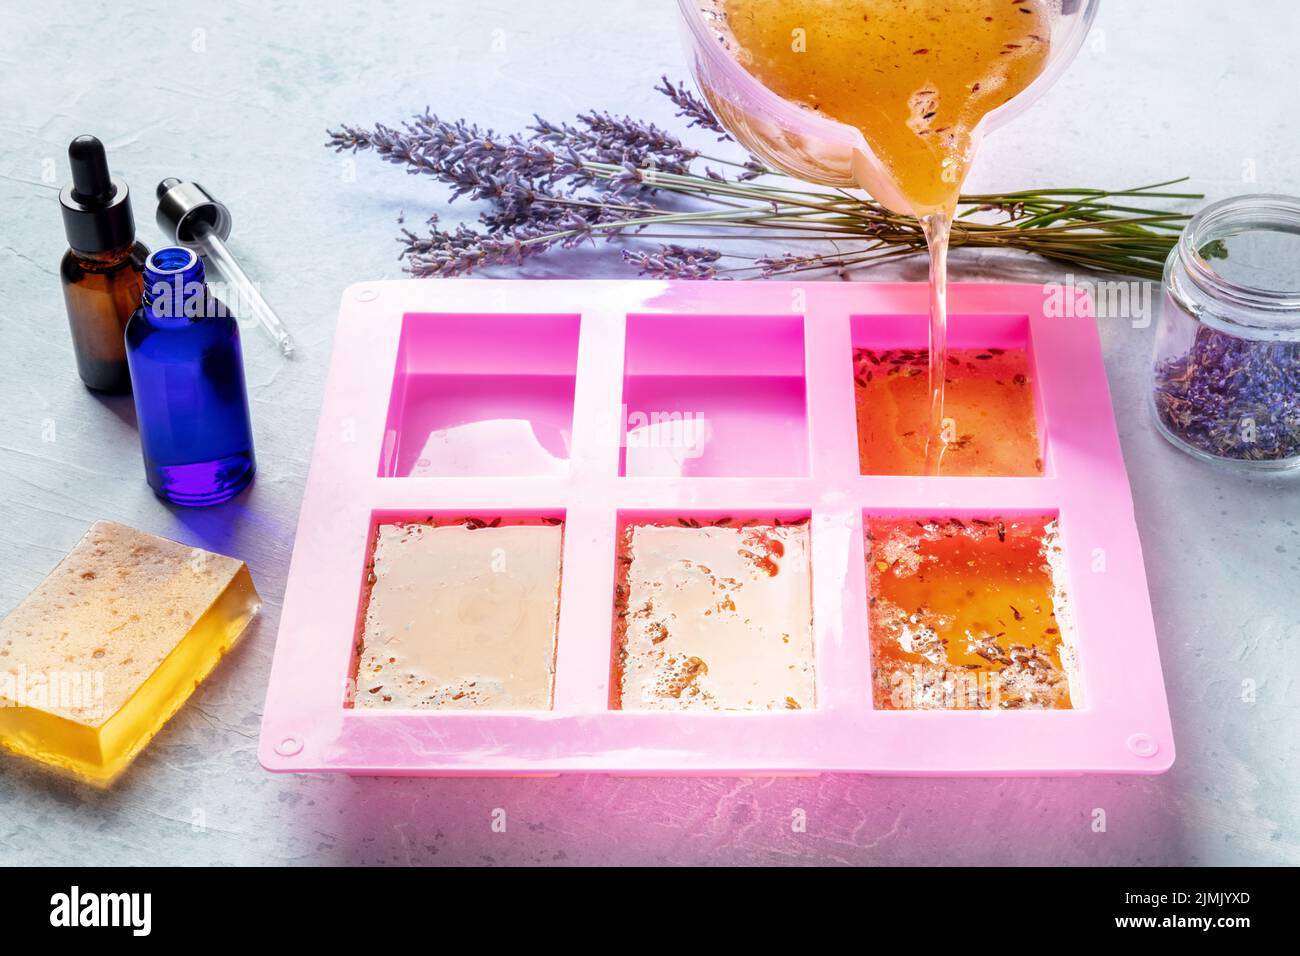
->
354;520;563;710
613;521;815;710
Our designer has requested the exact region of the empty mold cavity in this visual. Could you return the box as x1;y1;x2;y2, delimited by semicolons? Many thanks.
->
349;512;565;710
611;513;815;711
379;313;580;477
851;314;1045;476
620;314;808;477
865;512;1078;711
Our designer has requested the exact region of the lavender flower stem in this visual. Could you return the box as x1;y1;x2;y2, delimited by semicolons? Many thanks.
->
328;81;1198;281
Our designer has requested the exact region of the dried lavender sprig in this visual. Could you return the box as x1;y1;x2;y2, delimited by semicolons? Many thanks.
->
401;170;1189;280
654;75;730;138
399;219;567;278
326;109;711;262
329;111;663;269
327;114;581;202
545;160;1194;278
653;75;767;180
622;244;726;280
331;80;1200;281
529;112;697;177
400;193;653;278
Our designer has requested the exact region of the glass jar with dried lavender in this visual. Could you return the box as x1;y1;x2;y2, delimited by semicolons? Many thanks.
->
1151;194;1300;470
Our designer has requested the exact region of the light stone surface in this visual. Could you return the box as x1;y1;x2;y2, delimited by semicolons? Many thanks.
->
0;0;1296;865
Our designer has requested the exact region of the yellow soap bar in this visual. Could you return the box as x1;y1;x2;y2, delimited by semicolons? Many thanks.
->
0;520;260;785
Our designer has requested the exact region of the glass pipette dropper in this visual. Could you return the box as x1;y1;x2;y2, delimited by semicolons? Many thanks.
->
154;178;295;357
190;219;294;356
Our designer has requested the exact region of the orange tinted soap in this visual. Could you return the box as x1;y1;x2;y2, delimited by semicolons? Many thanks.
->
867;515;1075;710
855;347;1042;476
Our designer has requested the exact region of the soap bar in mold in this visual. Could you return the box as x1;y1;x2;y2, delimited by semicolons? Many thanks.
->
352;519;564;710
612;520;815;711
867;515;1076;710
0;520;260;785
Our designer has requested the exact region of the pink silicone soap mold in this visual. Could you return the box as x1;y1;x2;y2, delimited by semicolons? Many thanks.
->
259;279;1174;776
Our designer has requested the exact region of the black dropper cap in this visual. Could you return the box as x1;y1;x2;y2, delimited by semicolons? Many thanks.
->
59;135;136;255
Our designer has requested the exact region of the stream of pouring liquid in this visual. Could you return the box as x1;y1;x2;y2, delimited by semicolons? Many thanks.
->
920;212;950;475
714;0;1051;474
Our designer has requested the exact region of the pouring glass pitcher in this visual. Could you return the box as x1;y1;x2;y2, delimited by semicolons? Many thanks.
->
676;0;1100;218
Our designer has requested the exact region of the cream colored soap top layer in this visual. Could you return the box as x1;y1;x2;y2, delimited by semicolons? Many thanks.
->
0;520;248;727
614;522;815;710
355;522;563;710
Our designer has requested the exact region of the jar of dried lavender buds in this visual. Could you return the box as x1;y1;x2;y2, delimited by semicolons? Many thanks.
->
1151;194;1300;470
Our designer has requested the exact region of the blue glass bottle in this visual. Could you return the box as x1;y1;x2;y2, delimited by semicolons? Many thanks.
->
125;246;256;506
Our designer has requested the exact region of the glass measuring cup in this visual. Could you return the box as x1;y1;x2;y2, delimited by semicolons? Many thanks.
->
676;0;1100;217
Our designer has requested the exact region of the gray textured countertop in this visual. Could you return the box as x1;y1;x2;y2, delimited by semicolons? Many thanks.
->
0;0;1296;865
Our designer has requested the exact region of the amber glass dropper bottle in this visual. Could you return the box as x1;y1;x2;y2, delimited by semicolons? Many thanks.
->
58;135;148;393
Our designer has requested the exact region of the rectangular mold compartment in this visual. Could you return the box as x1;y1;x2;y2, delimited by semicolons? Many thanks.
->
346;509;566;711
620;313;809;477
863;508;1080;712
379;313;581;477
850;312;1049;477
609;509;816;712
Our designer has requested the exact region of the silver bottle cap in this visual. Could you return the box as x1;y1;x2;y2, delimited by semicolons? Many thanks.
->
155;178;232;248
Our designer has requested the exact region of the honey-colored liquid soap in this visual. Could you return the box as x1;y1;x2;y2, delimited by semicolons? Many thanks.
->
712;0;1051;470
